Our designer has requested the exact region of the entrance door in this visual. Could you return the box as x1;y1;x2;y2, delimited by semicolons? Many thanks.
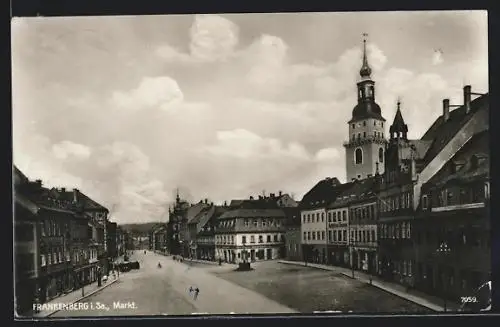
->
266;249;272;260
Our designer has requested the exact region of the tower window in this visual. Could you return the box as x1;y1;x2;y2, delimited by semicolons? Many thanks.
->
379;148;384;163
352;124;355;129
355;148;363;165
374;121;376;126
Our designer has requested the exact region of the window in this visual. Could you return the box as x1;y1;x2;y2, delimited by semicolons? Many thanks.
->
274;234;279;242
262;220;266;227
363;132;366;138
312;232;316;240
422;195;428;210
267;235;271;242
402;222;406;239
357;133;361;140
352;124;355;129
374;121;377;126
342;230;346;241
250;235;255;243
258;235;263;243
321;212;325;222
242;236;247;244
343;211;347;221
322;231;325;240
41;254;46;266
317;231;321;240
371;230;376;242
303;232;307;241
253;220;258;227
244;219;249;227
48;253;52;265
363;121;366;126
407;223;411;238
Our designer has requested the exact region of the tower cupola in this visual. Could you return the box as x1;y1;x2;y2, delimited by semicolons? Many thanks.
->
389;99;408;140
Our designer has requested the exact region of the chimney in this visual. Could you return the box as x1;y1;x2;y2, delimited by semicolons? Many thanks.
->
223;200;227;207
73;188;79;203
443;99;450;122
270;193;275;198
249;196;254;200
464;85;471;114
204;198;208;204
35;179;42;187
61;187;66;193
258;195;263;200
279;191;282;197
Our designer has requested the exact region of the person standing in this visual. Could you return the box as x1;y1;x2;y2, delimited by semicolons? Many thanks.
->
193;287;199;301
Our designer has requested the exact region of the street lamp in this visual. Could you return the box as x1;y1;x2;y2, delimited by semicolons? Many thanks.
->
436;242;452;312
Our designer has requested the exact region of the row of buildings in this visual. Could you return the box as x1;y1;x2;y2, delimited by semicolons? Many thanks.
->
149;192;299;264
150;37;490;305
14;168;130;315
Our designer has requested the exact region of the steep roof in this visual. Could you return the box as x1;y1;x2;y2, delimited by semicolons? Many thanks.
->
338;177;378;204
299;177;344;210
218;208;285;220
420;94;488;166
185;202;210;223
229;199;245;207
423;131;489;189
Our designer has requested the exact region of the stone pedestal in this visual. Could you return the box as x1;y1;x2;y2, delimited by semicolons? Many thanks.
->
237;262;252;271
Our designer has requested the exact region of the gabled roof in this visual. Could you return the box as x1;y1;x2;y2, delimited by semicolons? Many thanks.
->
229;199;245;207
337;177;378;204
420;94;488;166
218;208;285;220
299;177;344;210
186;202;210;223
423;131;489;189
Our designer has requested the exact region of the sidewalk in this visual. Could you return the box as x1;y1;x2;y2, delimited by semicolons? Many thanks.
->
30;277;120;318
278;260;461;312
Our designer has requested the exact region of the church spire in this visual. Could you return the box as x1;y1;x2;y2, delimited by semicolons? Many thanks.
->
359;33;372;79
389;98;408;140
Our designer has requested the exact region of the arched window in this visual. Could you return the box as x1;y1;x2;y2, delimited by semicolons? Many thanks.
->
355;148;363;164
379;148;384;163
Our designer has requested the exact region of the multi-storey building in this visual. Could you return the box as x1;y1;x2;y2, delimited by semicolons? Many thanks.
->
284;207;302;261
343;36;387;181
186;200;212;258
107;221;117;259
215;198;286;263
326;183;353;267
346;177;379;274
378;86;488;290
14;167;41;315
167;191;190;255
196;206;228;261
300;177;343;264
151;224;168;254
414;129;490;302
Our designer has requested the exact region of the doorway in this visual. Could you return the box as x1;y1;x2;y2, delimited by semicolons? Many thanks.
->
266;249;272;260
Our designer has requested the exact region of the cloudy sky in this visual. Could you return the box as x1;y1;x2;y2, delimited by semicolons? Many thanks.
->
11;11;488;224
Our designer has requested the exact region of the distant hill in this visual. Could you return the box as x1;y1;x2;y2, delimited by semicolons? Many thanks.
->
119;222;164;236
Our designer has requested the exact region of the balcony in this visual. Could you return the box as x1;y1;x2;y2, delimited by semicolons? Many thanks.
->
343;135;387;147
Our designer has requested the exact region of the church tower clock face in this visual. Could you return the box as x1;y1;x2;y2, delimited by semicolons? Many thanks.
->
343;34;386;182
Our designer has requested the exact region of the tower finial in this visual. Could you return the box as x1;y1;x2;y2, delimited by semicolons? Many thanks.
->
360;33;372;78
176;188;180;203
397;97;401;110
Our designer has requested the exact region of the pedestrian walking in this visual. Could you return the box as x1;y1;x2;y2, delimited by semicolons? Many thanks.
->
188;286;193;295
193;287;199;300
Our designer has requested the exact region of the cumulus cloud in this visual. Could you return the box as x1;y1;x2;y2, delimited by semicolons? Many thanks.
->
111;76;184;110
12;13;488;222
52;141;92;160
156;14;239;63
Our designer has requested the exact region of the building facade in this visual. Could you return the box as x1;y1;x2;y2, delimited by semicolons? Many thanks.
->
414;129;490;302
284;207;302;261
326;190;351;267
346;178;379;274
215;207;286;263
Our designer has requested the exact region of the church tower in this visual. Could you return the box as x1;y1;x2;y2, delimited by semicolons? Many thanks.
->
344;35;387;181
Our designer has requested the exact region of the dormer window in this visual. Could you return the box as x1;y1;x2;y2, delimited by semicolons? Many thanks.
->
470;155;479;170
422;195;428;210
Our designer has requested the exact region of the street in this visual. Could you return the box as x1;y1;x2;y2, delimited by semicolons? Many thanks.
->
51;251;296;316
212;261;432;313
